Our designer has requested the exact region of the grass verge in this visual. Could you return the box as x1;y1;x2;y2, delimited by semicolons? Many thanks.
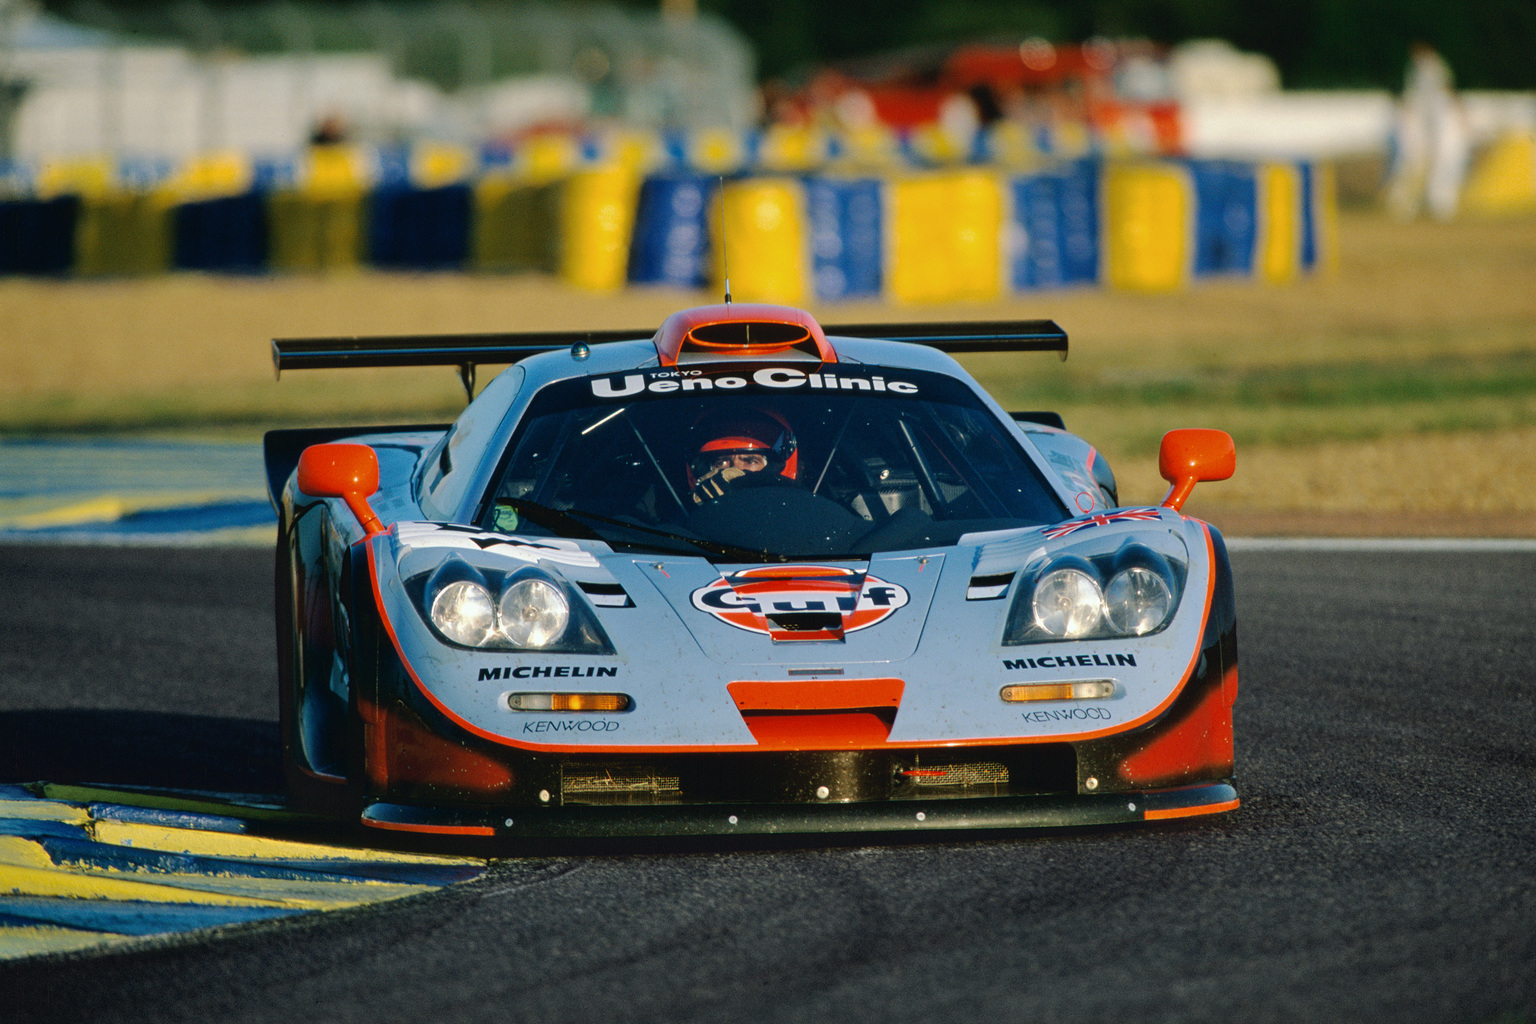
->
4;211;1534;527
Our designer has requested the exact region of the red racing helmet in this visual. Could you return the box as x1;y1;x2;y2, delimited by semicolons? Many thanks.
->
688;408;799;485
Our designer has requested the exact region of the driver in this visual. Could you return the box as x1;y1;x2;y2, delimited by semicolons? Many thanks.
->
688;409;798;505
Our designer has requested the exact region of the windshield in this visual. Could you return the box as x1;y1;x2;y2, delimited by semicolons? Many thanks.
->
476;363;1068;559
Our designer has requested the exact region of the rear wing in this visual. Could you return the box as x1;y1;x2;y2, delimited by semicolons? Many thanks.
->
272;319;1067;399
271;329;648;399
824;320;1067;356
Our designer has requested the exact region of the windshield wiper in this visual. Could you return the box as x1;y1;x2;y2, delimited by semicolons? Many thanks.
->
494;499;781;562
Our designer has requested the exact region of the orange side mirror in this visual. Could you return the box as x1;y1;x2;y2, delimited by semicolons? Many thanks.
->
1158;429;1235;512
297;443;385;536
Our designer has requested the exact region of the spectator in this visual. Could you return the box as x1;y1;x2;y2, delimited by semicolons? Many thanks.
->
1384;43;1470;220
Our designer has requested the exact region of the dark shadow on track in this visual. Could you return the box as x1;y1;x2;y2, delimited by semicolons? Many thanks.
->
0;710;282;795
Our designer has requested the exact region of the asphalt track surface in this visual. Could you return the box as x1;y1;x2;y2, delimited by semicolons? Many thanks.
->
2;543;1534;1023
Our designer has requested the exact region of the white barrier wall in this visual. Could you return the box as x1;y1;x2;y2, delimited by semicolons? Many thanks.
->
7;47;409;160
1182;91;1397;158
1182;89;1536;159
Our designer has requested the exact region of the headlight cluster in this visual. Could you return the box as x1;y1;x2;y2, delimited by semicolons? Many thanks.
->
1003;544;1183;645
410;556;613;653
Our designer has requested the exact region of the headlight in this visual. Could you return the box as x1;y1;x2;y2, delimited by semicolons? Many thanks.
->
1003;540;1185;645
431;581;498;647
1104;566;1173;635
410;556;613;654
498;578;569;648
1031;568;1105;638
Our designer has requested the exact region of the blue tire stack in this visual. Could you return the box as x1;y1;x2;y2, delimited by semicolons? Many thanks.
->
627;174;715;288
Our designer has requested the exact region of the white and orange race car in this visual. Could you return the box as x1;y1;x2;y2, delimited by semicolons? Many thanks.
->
266;303;1238;839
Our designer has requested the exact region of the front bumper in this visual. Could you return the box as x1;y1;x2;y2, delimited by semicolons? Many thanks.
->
360;781;1238;839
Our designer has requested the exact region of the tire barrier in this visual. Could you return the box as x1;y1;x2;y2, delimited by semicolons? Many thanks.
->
887;170;1007;303
1103;160;1194;293
472;177;562;274
663;128;749;176
0;196;78;275
174;191;269;273
267;192;367;272
1009;159;1100;290
1461;131;1536;217
74;192;174;277
265;143;371;273
367;183;473;271
806;176;884;301
754;125;830;173
560;167;642;291
627;173;716;288
711;177;809;304
1189;160;1258;278
1257;161;1302;284
301;144;374;199
1300;161;1337;275
3;147;1332;300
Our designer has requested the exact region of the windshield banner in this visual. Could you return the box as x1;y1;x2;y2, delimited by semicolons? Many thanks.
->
591;366;923;399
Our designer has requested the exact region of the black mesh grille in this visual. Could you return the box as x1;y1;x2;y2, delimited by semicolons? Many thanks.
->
561;762;682;803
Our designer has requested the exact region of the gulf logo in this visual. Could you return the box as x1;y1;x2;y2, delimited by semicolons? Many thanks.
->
690;565;909;635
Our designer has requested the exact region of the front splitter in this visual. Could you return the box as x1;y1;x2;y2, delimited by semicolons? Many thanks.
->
361;782;1239;839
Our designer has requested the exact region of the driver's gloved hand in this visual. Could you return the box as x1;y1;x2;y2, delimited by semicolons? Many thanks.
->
692;466;745;505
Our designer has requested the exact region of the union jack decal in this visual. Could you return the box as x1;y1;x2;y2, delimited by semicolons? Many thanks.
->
1040;507;1164;540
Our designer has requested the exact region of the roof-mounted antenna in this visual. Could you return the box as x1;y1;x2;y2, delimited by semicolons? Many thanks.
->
719;176;731;306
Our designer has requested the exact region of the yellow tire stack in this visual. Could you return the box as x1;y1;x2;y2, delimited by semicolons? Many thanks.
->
1102;161;1192;293
268;145;370;273
1461;132;1536;217
710;177;809;305
471;177;561;274
886;170;1005;303
43;158;172;277
559;167;642;291
1257;162;1302;284
73;191;174;277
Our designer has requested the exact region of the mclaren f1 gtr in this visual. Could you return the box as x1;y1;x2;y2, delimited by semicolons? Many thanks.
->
266;303;1239;839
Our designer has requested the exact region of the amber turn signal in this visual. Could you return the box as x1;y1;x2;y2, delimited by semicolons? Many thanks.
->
1001;681;1115;703
506;692;632;713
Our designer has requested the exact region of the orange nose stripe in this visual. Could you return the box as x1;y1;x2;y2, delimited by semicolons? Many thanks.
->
728;679;904;749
